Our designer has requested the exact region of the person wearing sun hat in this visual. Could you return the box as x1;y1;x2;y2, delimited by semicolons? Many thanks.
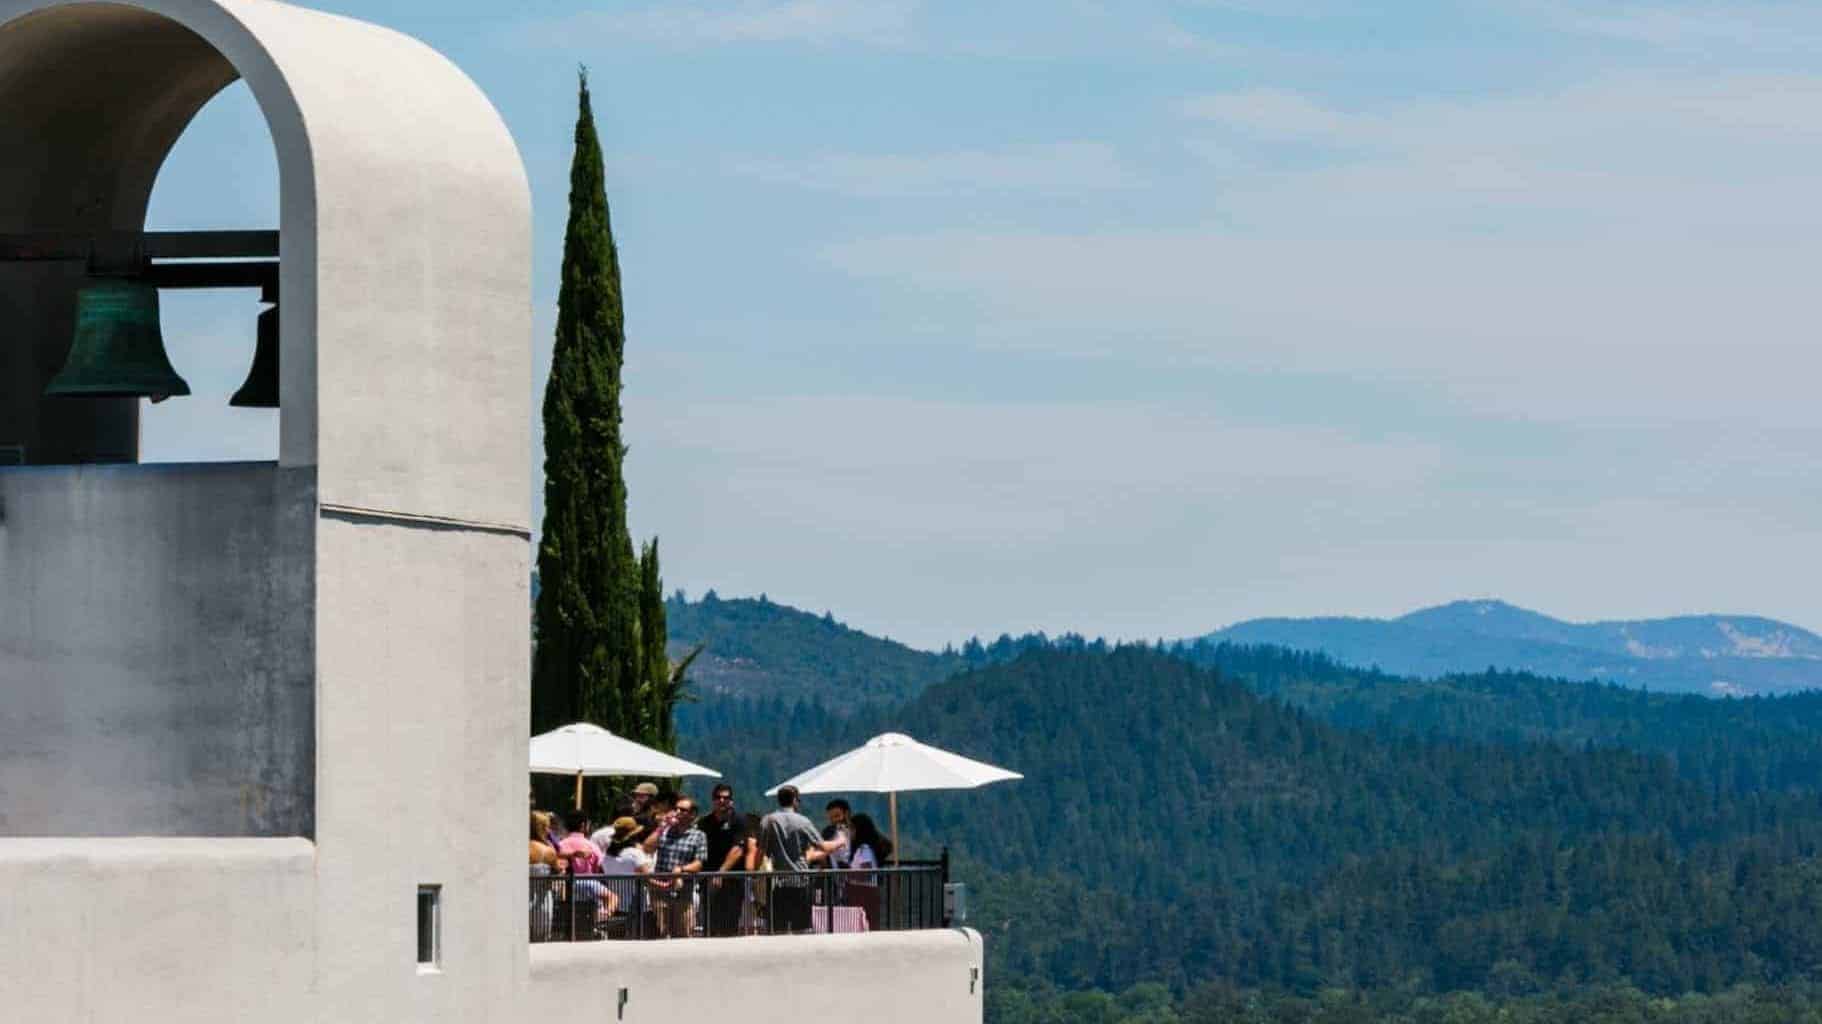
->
614;781;661;820
589;815;652;933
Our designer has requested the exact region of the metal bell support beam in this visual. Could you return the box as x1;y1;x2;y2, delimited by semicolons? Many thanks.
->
0;230;277;262
0;230;279;403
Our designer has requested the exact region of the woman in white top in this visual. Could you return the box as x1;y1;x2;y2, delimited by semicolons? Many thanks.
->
840;813;893;930
596;817;650;929
846;813;891;876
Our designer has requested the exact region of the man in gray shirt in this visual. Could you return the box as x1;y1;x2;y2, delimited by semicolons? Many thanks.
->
760;785;847;934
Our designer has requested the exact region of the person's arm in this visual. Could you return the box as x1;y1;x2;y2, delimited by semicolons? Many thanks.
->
710;838;747;888
802;822;845;863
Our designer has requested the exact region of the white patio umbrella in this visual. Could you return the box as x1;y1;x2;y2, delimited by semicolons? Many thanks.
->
766;732;1021;864
530;722;720;809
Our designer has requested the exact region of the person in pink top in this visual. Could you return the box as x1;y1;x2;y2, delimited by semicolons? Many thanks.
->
557;810;616;916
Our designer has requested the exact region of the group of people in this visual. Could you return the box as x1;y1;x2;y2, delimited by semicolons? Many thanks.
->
528;782;895;940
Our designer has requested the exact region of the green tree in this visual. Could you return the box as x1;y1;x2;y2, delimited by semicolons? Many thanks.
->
531;69;640;739
635;538;692;751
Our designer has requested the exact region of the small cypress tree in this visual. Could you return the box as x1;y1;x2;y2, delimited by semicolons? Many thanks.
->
634;539;696;751
531;69;640;738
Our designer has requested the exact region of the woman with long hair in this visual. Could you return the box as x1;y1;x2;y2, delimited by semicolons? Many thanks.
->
841;813;891;929
847;813;892;873
528;811;562;941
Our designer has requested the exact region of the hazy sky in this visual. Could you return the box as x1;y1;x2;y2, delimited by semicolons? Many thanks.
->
142;0;1822;649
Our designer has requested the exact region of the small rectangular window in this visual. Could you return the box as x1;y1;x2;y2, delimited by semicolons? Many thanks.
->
416;885;441;969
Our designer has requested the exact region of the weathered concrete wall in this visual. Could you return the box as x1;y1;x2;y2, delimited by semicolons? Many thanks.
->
0;462;314;836
0;838;316;1022
529;930;987;1024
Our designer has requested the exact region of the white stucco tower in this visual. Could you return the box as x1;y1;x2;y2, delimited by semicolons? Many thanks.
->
0;3;983;1020
0;0;534;1018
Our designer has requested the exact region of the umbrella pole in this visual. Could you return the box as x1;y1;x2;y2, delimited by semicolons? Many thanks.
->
574;771;584;811
889;791;899;868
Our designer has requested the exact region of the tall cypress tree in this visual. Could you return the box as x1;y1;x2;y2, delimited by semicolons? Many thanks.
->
532;70;640;738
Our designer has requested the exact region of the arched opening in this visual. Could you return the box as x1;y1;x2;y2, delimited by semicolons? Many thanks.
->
140;81;281;463
0;3;285;467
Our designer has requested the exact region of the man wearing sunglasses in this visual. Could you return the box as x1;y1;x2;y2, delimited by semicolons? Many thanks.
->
700;783;754;937
650;796;707;938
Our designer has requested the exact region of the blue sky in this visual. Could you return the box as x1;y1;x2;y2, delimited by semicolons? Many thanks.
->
142;1;1822;648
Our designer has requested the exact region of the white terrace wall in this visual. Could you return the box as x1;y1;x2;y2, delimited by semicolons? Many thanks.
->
527;931;987;1022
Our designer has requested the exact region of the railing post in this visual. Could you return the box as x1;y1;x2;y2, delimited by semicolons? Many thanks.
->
940;848;950;928
565;860;577;941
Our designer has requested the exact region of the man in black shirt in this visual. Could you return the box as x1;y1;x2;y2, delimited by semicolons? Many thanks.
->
700;782;753;937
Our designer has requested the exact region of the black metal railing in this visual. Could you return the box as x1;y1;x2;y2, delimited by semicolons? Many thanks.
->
530;854;950;942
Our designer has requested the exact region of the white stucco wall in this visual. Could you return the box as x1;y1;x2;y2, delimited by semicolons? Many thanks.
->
529;930;987;1024
0;843;985;1024
0;839;317;1021
310;515;530;1023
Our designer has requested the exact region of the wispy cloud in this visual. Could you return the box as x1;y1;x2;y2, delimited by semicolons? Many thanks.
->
816;72;1822;430
1179;88;1351;140
1531;1;1822;52
734;142;1142;197
512;0;919;50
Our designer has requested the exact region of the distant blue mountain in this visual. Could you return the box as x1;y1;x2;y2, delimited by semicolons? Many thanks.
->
1201;599;1822;696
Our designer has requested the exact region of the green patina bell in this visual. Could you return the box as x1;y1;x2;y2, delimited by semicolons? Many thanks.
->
229;304;280;408
44;279;190;400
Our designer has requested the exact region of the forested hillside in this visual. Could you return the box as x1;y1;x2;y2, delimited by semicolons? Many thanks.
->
665;591;1057;709
1182;641;1822;795
679;643;1822;1022
665;591;952;705
667;590;1822;798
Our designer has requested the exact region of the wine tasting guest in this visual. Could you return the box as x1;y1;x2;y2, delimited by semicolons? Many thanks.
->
842;812;891;928
847;813;891;875
601;817;650;871
701;782;754;937
760;785;847;934
650;796;707;937
616;780;659;819
557;810;602;874
823;798;854;870
558;809;615;918
528;811;561;942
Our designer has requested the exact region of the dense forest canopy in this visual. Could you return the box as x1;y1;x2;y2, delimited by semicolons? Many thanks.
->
663;595;1822;1021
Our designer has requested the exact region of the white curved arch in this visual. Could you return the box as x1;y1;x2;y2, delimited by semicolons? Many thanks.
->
0;0;532;528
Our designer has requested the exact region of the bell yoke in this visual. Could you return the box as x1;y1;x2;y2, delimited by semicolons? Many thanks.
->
0;228;279;406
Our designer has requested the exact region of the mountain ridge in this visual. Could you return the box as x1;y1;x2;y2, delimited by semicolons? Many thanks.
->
1206;598;1822;696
